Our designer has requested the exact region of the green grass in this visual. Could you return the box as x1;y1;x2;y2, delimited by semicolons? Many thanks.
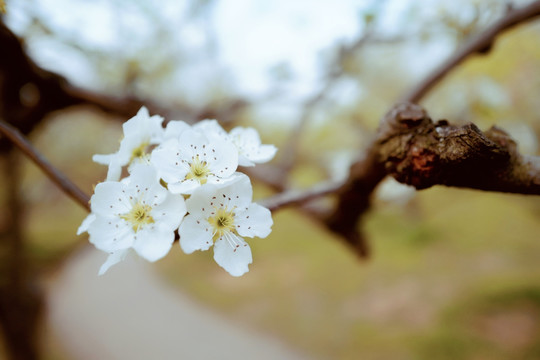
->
156;186;540;360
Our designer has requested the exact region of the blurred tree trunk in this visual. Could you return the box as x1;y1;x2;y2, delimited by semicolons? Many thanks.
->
0;151;43;360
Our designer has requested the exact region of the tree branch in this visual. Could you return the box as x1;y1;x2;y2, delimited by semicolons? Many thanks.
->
402;0;540;103
0;120;90;211
324;1;540;257
2;1;539;262
0;21;192;151
258;179;344;212
379;103;540;194
0;150;44;360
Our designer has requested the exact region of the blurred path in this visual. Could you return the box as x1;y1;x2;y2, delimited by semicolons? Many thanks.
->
46;248;308;360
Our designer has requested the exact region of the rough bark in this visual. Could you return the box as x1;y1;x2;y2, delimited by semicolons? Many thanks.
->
378;102;540;194
325;1;540;256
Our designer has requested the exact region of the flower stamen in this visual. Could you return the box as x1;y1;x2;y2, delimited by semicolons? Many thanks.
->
130;141;150;163
121;202;155;232
223;231;244;252
186;156;211;184
208;207;236;240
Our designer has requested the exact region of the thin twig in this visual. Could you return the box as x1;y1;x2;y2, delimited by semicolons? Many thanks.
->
402;0;540;103
0;120;91;211
258;179;344;212
277;28;377;183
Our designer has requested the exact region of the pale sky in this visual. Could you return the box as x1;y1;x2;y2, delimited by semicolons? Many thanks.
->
5;0;526;111
5;0;422;96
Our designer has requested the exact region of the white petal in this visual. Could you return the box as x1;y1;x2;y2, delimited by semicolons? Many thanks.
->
193;119;228;138
123;106;150;135
139;184;168;208
152;194;186;231
230;127;277;165
123;107;164;142
91;182;131;216
117;133;144;161
92;153;114;165
105;158;123;181
230;127;260;144
133;229;174;261
178;128;208;154
248;144;277;163
128;164;162;192
205;137;238;179
235;203;273;238
178;129;238;179
98;249;129;275
164;120;191;139
168;179;201;195
185;174;252;217
213;234;252;277
150;141;189;185
178;215;213;253
205;173;241;188
77;214;96;235
237;155;255;167
184;184;218;217
88;216;134;252
219;174;253;208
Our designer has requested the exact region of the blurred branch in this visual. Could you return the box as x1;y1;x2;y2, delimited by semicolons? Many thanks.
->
323;145;386;257
0;119;91;211
276;29;379;187
402;0;540;103
325;1;540;257
0;21;185;149
241;164;290;192
258;179;343;212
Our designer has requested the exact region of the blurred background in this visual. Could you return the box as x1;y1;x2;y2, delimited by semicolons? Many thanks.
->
1;0;540;359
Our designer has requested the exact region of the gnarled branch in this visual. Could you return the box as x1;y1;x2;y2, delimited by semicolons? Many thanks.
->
325;1;540;257
379;103;540;194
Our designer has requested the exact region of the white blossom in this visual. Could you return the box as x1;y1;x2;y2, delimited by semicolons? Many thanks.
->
192;119;228;139
194;120;277;166
178;174;272;276
151;127;238;194
81;110;276;277
164;120;191;140
77;213;96;235
98;249;129;275
93;107;165;180
80;164;186;274
229;126;277;166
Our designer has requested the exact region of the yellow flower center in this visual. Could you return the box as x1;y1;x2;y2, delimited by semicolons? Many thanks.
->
208;208;236;240
120;202;154;232
130;141;150;163
186;156;211;184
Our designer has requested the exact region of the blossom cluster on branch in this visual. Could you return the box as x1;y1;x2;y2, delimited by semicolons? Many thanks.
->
78;107;277;276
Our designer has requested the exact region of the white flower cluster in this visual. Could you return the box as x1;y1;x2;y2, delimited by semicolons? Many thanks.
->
78;107;276;277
